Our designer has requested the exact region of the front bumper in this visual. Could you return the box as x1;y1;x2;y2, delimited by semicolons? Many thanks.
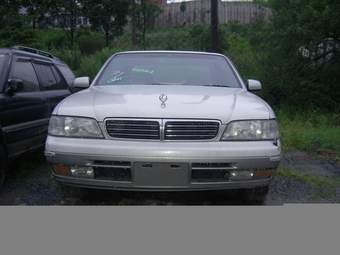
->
45;136;281;191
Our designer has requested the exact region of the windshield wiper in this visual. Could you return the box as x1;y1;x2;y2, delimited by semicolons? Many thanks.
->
202;84;231;87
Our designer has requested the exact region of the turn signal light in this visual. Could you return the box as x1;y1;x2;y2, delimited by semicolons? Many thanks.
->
256;169;273;179
51;164;69;176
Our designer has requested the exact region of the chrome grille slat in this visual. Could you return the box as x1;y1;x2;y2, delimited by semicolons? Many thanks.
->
164;121;219;140
106;120;160;139
105;119;219;140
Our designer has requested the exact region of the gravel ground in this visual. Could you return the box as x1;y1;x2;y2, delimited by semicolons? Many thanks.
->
0;150;339;206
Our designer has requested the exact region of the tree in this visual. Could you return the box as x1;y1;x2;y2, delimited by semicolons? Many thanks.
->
256;0;340;113
0;0;38;46
80;0;130;47
57;0;84;46
21;0;50;29
180;1;186;12
133;0;163;48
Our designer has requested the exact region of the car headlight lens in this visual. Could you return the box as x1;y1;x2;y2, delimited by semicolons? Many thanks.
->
221;120;279;141
48;116;103;138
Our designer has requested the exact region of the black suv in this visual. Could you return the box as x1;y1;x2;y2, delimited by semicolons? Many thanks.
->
0;46;76;187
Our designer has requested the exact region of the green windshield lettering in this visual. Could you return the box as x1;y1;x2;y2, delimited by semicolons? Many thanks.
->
107;76;123;83
131;67;154;74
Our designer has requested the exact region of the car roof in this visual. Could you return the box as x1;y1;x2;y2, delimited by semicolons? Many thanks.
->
0;46;66;64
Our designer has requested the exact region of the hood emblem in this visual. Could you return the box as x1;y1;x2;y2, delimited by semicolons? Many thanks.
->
159;94;168;108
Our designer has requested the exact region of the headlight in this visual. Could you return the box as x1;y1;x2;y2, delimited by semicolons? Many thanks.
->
48;116;104;138
220;120;279;141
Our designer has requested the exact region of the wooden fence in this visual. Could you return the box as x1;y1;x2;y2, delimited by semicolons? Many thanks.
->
156;0;271;26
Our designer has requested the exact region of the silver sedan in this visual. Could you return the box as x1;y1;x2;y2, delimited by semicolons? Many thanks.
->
45;51;281;204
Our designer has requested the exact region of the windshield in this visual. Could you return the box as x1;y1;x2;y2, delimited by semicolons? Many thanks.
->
95;52;242;88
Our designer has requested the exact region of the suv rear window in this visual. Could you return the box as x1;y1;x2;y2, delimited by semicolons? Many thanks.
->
57;64;75;86
33;62;67;90
0;54;6;71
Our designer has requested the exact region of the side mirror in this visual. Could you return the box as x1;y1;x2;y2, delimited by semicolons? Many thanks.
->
247;79;262;91
74;77;91;89
7;78;24;93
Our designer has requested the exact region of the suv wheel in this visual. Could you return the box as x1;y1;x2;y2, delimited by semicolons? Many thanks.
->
0;146;6;188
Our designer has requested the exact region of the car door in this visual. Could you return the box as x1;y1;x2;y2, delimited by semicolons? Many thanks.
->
4;56;49;159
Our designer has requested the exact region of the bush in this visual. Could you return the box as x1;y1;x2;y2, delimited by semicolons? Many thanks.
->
75;47;124;78
36;29;69;49
77;34;106;54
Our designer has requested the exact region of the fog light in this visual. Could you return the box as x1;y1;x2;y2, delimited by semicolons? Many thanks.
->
51;164;69;176
70;166;94;178
229;170;254;181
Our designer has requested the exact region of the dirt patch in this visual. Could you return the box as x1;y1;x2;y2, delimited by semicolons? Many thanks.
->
0;190;27;205
280;150;340;177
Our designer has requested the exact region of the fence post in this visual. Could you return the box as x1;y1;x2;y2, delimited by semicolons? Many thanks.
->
211;0;218;52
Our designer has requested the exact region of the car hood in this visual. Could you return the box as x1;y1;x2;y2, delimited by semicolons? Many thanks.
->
54;85;274;123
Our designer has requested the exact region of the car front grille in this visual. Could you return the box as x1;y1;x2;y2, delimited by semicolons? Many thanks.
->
164;121;219;140
89;161;235;183
191;163;235;182
92;161;132;181
105;119;220;141
106;120;160;139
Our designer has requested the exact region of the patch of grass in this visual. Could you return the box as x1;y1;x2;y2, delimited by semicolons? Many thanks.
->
277;111;340;159
276;166;340;199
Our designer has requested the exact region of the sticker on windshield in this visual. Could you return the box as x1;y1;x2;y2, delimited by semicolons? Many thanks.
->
107;70;124;83
131;67;154;74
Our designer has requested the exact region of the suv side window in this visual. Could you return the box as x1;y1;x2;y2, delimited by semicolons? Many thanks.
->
9;58;40;92
57;64;75;86
33;62;67;90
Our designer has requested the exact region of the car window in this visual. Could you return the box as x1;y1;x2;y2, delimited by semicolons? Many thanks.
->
33;62;67;91
0;54;6;71
56;64;75;86
51;65;68;89
96;53;242;88
0;54;9;92
9;58;40;92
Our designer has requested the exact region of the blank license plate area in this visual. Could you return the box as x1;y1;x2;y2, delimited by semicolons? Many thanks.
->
134;162;189;187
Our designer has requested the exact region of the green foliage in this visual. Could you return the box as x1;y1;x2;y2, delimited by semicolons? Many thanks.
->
35;29;69;49
256;0;340;114
180;1;186;12
188;24;211;51
135;1;164;30
226;32;252;54
0;1;38;46
77;34;106;54
75;47;123;78
277;111;340;157
80;0;130;47
187;24;229;52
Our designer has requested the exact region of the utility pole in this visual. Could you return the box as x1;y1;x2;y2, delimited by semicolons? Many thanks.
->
211;0;218;52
